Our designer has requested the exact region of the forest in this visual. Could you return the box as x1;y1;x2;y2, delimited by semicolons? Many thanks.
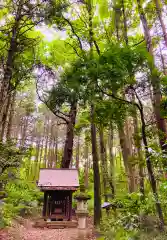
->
0;0;167;239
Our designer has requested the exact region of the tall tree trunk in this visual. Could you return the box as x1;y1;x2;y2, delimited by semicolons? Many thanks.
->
0;3;22;114
108;124;115;197
132;95;145;196
84;139;89;189
39;137;44;167
44;134;49;168
76;135;80;169
90;104;101;226
122;1;145;194
61;101;77;168
20;116;29;147
54;123;58;167
0;93;12;141
136;96;165;230
33;138;41;180
154;0;167;48
121;0;128;45
99;128;108;202
47;138;52;168
87;0;101;226
137;0;167;155
6;92;16;142
159;42;167;75
118;124;136;193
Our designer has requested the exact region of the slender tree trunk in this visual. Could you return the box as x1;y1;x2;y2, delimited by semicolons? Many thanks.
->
154;0;167;48
108;124;115;197
39;137;44;167
84;159;89;189
20;116;29;147
44;134;49;168
137;99;165;230
90;104;101;226
48;120;54;168
84;134;89;189
121;0;128;45
132;95;145;196
6;92;16;142
99;128;108;202
0;94;12;141
61;101;77;168
159;42;167;75
118;125;136;193
137;0;167;155
33;138;41;180
87;0;101;225
54;123;58;167
28;133;35;179
122;0;144;194
0;4;22;114
76;135;80;169
47;138;52;168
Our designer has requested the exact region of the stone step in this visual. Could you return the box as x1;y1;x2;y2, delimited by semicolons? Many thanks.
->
34;220;78;229
46;221;78;229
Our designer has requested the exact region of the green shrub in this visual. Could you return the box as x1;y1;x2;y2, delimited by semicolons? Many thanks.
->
0;179;43;228
100;192;161;240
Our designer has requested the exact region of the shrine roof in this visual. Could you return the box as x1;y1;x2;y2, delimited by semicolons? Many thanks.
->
38;168;79;190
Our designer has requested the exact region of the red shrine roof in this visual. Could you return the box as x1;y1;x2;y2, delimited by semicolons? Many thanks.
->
38;168;79;191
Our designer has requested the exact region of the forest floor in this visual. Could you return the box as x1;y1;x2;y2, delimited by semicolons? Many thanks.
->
0;217;96;240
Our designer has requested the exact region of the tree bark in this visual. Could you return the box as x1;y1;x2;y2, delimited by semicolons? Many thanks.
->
99;128;108;202
84;136;89;189
20;116;29;147
122;1;144;194
76;135;80;169
137;0;167;154
54;123;59;167
154;0;167;48
108;124;115;197
0;3;22;114
136;96;165;230
43;118;49;168
118;124;136;193
0;94;12;141
90;104;101;226
131;94;145;196
121;0;128;45
61;101;77;168
33;138;41;179
6;92;16;142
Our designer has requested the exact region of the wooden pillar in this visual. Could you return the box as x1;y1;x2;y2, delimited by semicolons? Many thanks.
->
50;192;54;216
65;196;68;218
69;191;72;221
48;193;51;217
42;191;47;217
46;192;50;218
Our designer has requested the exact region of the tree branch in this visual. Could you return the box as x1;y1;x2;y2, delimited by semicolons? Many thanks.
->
96;82;141;111
63;17;83;50
35;79;69;124
93;40;100;55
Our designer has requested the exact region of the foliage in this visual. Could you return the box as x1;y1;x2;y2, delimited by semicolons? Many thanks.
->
100;191;165;240
0;179;42;228
0;142;24;192
74;191;91;200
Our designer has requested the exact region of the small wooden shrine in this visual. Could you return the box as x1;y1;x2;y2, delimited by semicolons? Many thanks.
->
38;168;79;222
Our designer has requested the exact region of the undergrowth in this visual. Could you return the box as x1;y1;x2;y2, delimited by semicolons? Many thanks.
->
0;179;43;228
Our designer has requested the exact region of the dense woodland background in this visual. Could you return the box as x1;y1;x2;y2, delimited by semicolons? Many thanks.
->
1;0;167;239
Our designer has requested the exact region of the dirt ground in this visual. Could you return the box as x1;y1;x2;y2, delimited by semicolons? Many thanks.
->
0;218;96;240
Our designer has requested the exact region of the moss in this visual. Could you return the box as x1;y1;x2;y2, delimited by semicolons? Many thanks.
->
74;191;91;201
